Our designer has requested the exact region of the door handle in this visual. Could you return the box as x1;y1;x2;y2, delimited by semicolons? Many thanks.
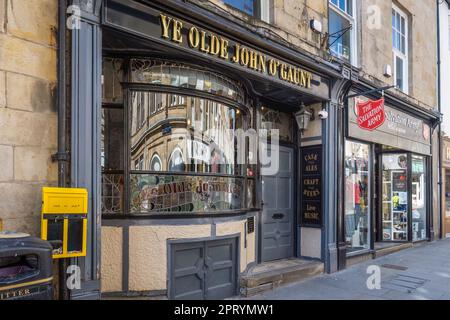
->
272;213;284;220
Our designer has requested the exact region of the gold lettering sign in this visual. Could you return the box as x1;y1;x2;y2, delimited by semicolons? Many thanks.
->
159;14;313;90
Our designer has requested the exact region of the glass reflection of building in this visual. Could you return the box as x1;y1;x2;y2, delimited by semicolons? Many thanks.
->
102;59;255;215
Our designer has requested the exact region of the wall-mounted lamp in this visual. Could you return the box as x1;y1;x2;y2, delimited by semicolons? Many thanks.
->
295;103;313;131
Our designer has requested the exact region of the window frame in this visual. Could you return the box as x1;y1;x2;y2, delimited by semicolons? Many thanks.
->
102;58;259;217
328;0;358;66
392;4;409;94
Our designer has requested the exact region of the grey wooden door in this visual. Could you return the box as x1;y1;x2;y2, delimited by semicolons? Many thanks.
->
261;145;295;262
204;238;237;299
170;242;205;300
170;238;237;300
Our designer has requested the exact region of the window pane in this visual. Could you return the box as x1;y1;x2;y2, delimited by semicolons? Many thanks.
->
130;174;245;213
260;0;270;23
224;0;254;16
102;58;124;104
396;13;401;32
101;108;124;171
101;173;124;214
150;154;162;171
329;9;352;62
401;16;405;35
345;141;370;253
131;60;245;104
260;107;293;143
130;93;246;176
401;35;405;54
412;156;427;241
395;56;404;90
346;0;352;15
382;154;408;241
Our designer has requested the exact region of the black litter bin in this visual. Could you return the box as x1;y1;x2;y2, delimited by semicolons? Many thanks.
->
0;231;53;300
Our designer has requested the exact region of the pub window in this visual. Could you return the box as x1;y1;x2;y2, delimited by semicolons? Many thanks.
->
392;5;409;93
222;0;271;23
328;0;357;65
101;58;125;215
103;59;255;216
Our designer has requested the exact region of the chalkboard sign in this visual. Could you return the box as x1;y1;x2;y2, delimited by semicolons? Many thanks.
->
300;146;322;227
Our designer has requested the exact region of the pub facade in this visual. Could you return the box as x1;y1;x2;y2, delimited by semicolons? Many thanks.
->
60;0;441;299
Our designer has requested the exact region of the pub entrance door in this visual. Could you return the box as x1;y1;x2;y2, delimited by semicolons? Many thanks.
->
261;145;295;262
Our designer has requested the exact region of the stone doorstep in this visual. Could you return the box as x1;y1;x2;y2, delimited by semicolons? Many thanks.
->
240;259;324;297
373;243;413;258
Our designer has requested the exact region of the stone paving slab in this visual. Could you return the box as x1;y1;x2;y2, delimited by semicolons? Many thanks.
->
244;239;450;300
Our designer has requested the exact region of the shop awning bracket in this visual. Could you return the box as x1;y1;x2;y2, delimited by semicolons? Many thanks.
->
347;85;396;99
327;25;353;50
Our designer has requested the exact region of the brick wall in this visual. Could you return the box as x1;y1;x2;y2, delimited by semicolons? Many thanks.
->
0;0;58;236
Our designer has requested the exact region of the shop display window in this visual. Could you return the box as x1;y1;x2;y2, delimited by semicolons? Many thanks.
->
344;140;370;253
411;155;427;241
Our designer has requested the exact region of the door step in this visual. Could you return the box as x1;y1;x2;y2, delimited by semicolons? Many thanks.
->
240;259;324;297
373;242;413;258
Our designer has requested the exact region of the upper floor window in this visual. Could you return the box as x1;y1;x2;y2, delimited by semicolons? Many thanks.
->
447;147;450;160
392;5;408;93
329;0;357;65
223;0;270;23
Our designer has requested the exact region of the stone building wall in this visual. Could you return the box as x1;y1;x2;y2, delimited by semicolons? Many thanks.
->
358;0;437;109
193;0;330;60
196;0;437;110
0;0;58;236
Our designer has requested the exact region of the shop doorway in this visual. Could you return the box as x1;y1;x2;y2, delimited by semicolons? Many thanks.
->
376;151;428;243
261;145;295;262
380;153;409;242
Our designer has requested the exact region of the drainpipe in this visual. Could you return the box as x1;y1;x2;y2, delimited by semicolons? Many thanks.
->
52;0;70;300
437;0;443;240
54;0;69;185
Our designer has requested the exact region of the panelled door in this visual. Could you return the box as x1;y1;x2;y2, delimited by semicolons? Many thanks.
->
170;238;237;300
261;145;295;262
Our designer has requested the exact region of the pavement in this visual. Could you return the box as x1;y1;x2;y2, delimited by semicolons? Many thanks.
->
244;239;450;300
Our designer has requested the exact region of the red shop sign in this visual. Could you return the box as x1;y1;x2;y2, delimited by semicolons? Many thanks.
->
354;98;386;131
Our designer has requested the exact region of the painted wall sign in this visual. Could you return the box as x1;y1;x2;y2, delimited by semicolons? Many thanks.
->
348;95;431;155
355;98;386;131
159;12;312;90
300;146;322;226
104;0;330;99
